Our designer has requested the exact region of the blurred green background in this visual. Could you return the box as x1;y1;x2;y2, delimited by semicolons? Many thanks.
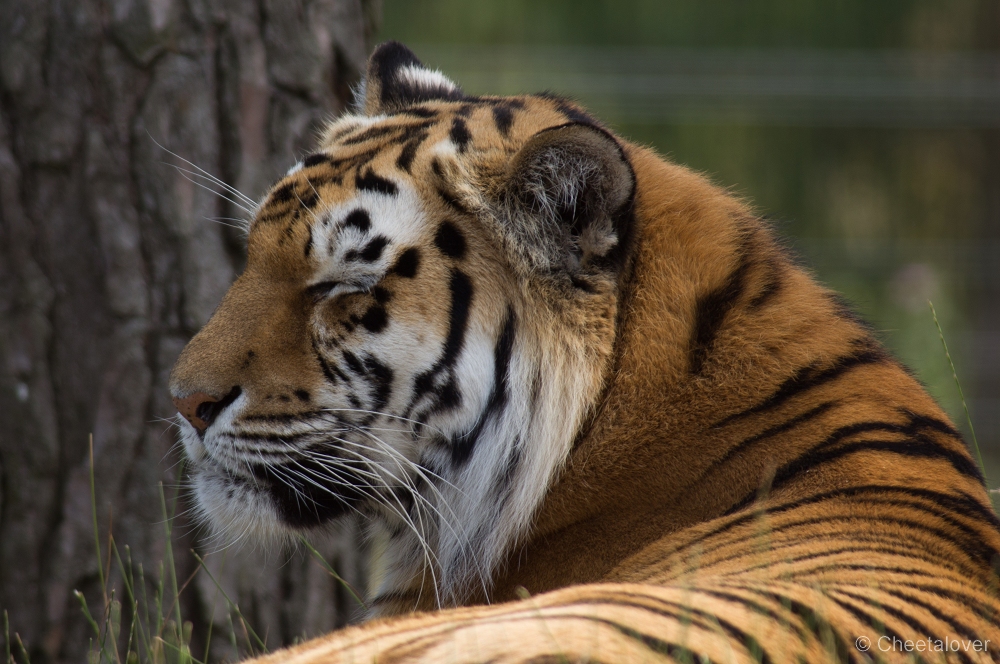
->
378;0;1000;505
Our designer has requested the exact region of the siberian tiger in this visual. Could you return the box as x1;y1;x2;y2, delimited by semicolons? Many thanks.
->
169;42;1000;662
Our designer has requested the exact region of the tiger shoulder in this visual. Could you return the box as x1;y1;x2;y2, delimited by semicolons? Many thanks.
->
168;41;1000;663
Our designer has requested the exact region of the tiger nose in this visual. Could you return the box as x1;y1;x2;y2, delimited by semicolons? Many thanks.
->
172;386;243;432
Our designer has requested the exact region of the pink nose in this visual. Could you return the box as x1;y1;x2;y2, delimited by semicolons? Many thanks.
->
172;387;241;432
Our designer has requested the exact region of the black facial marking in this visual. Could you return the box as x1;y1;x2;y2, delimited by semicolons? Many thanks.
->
397;138;422;173
492;104;515;136
363;355;394;412
441;270;473;366
303;153;331;168
257;455;366;527
450;117;471;152
359;236;389;262
342;209;372;233
391;248;420;278
294;389;310;402
298;189;319;209
452;306;516;466
342;124;399;145
342;350;365;375
355;170;398;196
436;187;470;215
434;221;467;259
312;338;348;385
436;378;461;411
405;269;474;419
269;182;296;204
373;287;392;304
306;280;340;301
304;232;313;257
359;305;388;333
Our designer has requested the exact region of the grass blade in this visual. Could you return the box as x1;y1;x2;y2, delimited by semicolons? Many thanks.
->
296;535;367;609
929;301;986;476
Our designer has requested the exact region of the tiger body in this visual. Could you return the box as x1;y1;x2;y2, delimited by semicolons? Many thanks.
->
169;42;1000;662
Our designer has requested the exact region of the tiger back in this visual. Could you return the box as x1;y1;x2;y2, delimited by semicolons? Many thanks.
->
169;42;1000;662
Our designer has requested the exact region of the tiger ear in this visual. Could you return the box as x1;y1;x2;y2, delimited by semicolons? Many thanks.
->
356;41;463;115
499;123;636;275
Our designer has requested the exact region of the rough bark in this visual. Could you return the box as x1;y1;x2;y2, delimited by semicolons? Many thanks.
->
0;1;379;661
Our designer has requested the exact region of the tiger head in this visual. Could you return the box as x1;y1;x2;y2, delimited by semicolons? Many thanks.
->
169;42;636;605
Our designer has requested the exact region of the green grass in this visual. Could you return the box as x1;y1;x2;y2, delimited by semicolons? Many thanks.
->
1;435;362;664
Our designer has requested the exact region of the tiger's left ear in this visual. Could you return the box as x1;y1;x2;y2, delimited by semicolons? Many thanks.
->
498;122;636;275
357;41;463;115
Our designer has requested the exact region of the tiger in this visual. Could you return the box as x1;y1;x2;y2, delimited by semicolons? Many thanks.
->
169;41;1000;663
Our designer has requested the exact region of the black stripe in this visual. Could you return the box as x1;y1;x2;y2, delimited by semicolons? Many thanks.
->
698;401;835;484
406;270;474;417
363;355;394;413
268;182;297;205
302;153;330;167
689;254;750;374
769;439;984;494
748;255;783;309
341;350;364;375
342;209;371;233
440;270;473;367
714;345;886;426
700;589;810;642
600;594;772;664
881;588;982;644
341;124;399;145
743;589;859;664
312;339;349;385
355;169;398;196
715;493;999;571
391;248;421;278
699;484;1000;556
492;103;516;136
222;430;316;444
359;305;388;333
396;133;427;173
452;306;517;466
434;221;466;259
830;591;942;664
449;117;471;152
436;186;470;215
904;582;999;622
902;410;963;440
349;236;389;263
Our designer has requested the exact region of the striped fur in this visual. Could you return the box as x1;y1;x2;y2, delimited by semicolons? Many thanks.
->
169;43;1000;662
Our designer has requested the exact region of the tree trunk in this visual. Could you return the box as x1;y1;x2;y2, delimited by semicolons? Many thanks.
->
0;1;379;661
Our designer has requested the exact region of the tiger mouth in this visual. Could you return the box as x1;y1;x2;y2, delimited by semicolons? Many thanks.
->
187;431;376;531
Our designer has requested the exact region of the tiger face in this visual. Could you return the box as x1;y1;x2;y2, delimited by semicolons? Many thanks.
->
169;42;635;605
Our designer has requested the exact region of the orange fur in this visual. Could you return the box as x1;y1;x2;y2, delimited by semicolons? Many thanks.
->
171;43;1000;663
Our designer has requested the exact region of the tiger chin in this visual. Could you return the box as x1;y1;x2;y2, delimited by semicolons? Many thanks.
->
169;42;1000;662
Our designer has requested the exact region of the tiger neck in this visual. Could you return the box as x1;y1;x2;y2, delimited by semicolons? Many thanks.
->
483;145;908;602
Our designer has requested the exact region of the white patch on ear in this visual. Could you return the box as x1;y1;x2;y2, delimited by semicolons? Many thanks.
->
397;64;460;95
285;161;304;176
